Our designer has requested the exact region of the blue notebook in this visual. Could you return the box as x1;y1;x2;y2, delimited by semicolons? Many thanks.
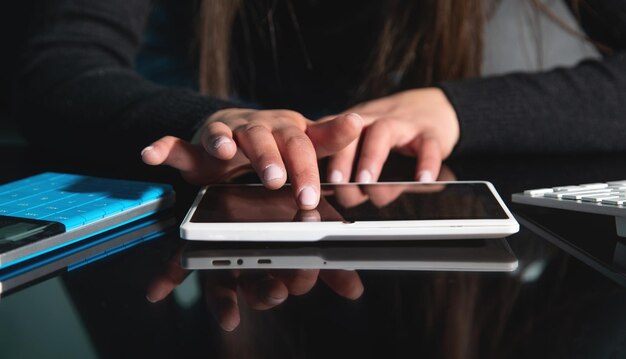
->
0;172;175;269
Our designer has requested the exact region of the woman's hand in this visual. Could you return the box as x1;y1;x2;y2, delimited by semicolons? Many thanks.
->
141;109;363;209
320;88;459;184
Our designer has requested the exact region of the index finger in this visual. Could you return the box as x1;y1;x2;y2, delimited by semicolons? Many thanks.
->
202;270;241;332
307;113;363;158
273;127;320;210
413;136;442;183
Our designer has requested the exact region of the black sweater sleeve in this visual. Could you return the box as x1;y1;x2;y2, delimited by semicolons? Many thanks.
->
439;0;626;155
14;0;626;158
12;0;233;155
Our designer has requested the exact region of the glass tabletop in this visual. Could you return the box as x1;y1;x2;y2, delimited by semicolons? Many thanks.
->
2;149;626;358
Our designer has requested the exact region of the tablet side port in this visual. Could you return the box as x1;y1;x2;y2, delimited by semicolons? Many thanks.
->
212;259;231;266
257;259;272;264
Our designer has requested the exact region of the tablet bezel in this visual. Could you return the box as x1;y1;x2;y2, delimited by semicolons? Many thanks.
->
179;181;519;242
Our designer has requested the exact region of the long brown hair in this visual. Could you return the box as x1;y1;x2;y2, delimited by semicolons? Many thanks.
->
197;0;241;98
197;0;486;101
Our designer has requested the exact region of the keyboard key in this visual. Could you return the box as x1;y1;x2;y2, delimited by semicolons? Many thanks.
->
54;193;105;208
42;213;85;230
581;194;619;202
59;207;107;223
546;188;611;199
561;189;613;200
602;197;626;205
24;191;77;206
17;211;49;219
0;208;13;215
523;188;553;196
0;191;37;204
552;185;582;192
579;183;609;190
80;199;126;215
10;205;60;217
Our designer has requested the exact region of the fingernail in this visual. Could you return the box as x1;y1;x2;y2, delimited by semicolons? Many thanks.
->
212;136;232;150
350;285;365;300
418;171;434;182
221;319;239;332
356;170;372;183
146;281;169;303
216;299;239;332
346;112;363;124
298;186;318;208
263;164;284;182
329;170;343;183
264;294;284;306
263;289;286;306
140;146;154;157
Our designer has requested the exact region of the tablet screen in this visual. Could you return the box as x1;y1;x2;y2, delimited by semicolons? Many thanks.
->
190;183;509;223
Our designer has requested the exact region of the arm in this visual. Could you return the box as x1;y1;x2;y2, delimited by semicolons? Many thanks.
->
318;0;626;184
12;0;233;155
13;0;361;209
439;0;626;155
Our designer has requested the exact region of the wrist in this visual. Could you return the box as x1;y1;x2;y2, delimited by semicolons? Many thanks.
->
432;87;459;145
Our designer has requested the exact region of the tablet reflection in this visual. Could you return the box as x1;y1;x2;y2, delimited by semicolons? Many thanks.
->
147;236;518;332
146;247;364;332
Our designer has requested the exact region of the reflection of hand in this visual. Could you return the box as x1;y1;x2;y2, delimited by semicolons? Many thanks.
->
200;268;363;332
332;165;457;209
141;109;363;210
319;88;458;184
146;250;364;332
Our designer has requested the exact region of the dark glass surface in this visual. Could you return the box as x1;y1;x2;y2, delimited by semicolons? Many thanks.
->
191;183;509;223
3;146;626;359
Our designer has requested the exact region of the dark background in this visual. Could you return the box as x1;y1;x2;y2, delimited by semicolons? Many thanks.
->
0;1;38;146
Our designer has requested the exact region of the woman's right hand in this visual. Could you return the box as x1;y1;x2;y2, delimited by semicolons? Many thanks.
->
140;109;363;210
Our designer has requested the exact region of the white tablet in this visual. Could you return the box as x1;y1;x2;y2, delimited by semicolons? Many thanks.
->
180;238;519;272
180;181;519;242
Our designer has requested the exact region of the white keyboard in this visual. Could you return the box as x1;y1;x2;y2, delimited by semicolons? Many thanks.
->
512;180;626;237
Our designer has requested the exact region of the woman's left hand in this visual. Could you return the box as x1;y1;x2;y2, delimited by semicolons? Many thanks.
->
319;87;459;183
